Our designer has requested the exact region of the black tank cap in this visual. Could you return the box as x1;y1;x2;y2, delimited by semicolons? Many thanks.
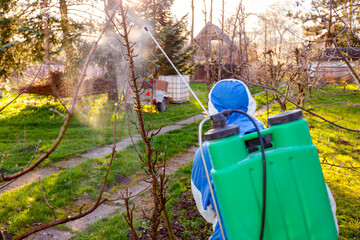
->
205;112;240;141
268;109;303;126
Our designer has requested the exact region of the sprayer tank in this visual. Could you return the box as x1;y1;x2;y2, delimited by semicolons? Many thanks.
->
206;113;338;240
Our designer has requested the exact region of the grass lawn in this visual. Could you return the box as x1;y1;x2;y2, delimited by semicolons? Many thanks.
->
0;83;206;174
306;85;360;239
0;94;134;173
0;82;359;239
0;83;208;237
0;121;206;236
70;84;360;240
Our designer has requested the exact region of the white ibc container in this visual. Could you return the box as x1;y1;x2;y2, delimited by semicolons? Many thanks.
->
159;75;190;103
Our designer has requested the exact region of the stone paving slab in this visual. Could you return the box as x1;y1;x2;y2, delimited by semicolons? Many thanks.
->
66;204;125;232
81;136;142;159
0;166;60;193
82;114;204;160
175;114;206;125
25;228;75;240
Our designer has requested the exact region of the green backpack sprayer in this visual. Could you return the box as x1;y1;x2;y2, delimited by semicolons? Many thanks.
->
198;109;338;240
145;27;338;240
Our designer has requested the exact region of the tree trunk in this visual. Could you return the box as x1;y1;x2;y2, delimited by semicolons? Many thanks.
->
42;0;50;66
217;0;224;81
202;0;211;91
104;0;118;103
106;52;119;102
191;0;195;82
264;16;268;84
59;0;75;69
191;0;194;48
162;194;176;239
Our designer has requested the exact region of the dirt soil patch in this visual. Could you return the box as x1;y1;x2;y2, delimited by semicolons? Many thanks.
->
1;230;13;240
114;174;133;185
131;190;212;240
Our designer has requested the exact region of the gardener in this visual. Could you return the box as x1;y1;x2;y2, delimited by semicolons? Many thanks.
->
191;79;339;239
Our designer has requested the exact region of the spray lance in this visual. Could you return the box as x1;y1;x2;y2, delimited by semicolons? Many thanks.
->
144;28;337;240
144;27;209;116
144;26;266;240
144;26;265;239
144;26;226;239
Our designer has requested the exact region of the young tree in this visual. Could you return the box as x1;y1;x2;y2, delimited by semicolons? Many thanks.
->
0;0;18;79
0;0;61;80
295;0;360;47
152;15;195;77
135;0;195;78
117;2;176;239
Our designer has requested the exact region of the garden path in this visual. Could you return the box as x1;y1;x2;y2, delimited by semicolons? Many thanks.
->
4;104;271;240
24;147;198;240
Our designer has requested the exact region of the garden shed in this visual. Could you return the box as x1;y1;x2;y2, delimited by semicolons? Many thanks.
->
193;22;238;63
192;23;238;82
312;47;360;83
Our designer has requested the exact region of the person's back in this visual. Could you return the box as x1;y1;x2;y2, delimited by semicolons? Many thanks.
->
191;79;338;240
191;79;264;239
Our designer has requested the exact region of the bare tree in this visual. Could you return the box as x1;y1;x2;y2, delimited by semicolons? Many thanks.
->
116;1;175;239
0;4;128;239
42;0;51;66
202;0;211;91
191;0;195;49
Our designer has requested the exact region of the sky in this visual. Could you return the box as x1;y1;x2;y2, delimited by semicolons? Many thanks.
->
171;0;284;35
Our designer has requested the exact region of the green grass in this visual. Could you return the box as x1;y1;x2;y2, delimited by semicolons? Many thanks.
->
259;84;360;239
253;92;275;110
69;163;212;240
1;83;359;239
70;213;131;240
304;85;360;239
0;94;134;173
249;85;265;95
0;84;206;173
0;120;206;237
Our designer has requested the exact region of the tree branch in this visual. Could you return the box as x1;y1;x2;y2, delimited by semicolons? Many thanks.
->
39;177;57;219
0;154;4;170
0;62;44;113
307;101;360;110
49;108;66;119
0;0;121;183
26;140;41;168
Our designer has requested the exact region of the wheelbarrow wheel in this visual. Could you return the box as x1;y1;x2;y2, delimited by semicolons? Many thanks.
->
157;99;167;112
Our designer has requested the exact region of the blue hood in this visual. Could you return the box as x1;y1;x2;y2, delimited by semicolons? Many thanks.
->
208;79;264;135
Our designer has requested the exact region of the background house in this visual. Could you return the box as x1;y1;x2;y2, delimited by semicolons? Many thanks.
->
312;48;360;83
193;22;238;63
192;23;239;82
